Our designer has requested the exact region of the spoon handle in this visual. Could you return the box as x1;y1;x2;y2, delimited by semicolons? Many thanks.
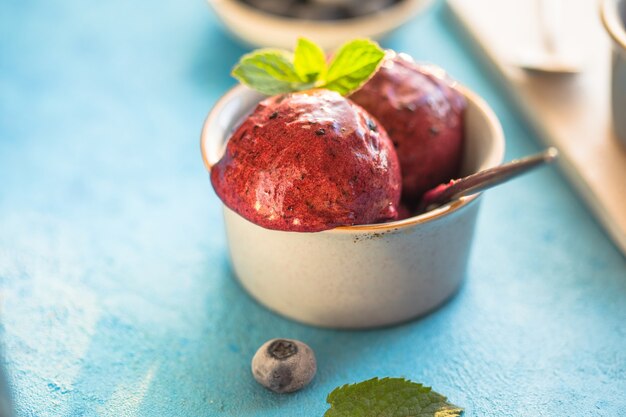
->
419;147;559;211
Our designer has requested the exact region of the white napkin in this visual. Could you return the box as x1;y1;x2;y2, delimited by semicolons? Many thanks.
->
449;0;626;255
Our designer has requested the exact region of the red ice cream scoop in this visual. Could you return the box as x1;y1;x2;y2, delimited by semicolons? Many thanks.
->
210;89;402;232
350;53;466;204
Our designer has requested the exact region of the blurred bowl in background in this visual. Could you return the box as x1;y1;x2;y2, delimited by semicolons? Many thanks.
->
207;0;435;49
601;0;626;147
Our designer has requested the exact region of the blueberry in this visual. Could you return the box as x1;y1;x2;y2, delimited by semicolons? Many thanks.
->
251;338;316;393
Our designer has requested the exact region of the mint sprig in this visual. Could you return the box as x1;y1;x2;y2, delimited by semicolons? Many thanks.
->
324;378;463;417
231;38;385;96
231;49;304;95
294;37;327;83
324;39;386;96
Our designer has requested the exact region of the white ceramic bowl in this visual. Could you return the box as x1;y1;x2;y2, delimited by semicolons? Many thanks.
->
201;85;504;328
207;0;435;49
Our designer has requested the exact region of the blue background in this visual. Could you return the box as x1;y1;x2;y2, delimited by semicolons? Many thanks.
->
1;0;625;416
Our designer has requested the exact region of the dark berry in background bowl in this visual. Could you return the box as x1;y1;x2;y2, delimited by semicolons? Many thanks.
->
239;0;401;20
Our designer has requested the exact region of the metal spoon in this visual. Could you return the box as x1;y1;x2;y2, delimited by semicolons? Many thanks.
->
518;0;580;75
418;147;559;212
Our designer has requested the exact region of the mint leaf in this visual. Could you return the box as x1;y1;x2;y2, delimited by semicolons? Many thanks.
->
324;378;463;417
294;37;327;83
230;38;384;96
322;39;385;96
232;49;304;95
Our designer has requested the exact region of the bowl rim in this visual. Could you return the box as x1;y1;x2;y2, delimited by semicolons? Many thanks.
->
601;0;626;51
200;84;505;234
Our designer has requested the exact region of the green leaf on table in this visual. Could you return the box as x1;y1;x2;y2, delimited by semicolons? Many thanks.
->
232;49;304;95
294;37;328;83
324;377;463;417
322;39;385;96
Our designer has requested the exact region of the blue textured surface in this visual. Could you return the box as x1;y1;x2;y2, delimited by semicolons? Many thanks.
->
1;1;625;416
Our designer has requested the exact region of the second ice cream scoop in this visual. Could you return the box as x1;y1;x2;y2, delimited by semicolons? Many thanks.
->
350;53;467;203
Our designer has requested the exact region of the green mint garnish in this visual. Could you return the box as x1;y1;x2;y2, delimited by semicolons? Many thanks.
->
231;49;304;95
231;37;385;96
324;377;463;417
293;37;327;83
323;39;386;96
